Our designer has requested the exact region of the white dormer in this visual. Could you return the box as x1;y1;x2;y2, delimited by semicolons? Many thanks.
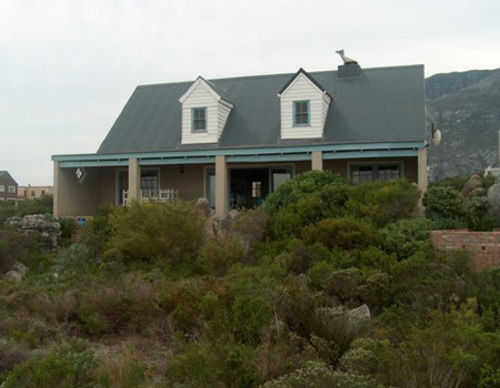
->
179;76;233;144
278;68;331;139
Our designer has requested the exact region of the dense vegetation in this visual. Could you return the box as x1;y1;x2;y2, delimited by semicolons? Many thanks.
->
0;172;499;387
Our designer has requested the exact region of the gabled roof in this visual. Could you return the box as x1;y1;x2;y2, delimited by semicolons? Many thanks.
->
97;64;426;154
277;67;330;97
178;76;233;106
0;171;17;185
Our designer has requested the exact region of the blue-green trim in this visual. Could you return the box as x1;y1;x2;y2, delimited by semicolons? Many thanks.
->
53;141;425;167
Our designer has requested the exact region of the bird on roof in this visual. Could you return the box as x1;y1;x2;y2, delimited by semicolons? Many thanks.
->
335;49;358;64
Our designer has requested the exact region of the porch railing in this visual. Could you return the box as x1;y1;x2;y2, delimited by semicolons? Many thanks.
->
122;189;179;206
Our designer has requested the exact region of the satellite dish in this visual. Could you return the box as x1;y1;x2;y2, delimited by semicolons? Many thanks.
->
432;129;442;146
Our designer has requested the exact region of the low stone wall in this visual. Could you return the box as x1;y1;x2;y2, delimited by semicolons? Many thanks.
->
429;230;500;271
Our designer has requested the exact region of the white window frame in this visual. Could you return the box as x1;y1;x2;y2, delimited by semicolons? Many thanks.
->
0;185;4;192
8;185;16;193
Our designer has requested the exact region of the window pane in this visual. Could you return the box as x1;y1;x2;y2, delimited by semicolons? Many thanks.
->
192;108;206;131
351;166;375;184
294;101;309;125
378;165;401;182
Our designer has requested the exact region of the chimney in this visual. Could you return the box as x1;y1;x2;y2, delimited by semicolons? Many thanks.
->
338;63;362;78
335;49;361;78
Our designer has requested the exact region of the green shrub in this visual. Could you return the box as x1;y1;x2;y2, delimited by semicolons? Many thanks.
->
465;194;498;231
166;341;261;387
275;239;331;274
263;170;348;215
263;360;376;387
0;228;47;273
346;179;420;226
481;173;498;191
423;185;466;222
302;217;379;251
198;235;244;276
106;201;205;271
380;218;436;260
58;243;95;276
1;339;101;387
58;217;76;240
77;273;163;335
431;175;468;191
0;340;30;374
78;204;113;255
232;295;273;344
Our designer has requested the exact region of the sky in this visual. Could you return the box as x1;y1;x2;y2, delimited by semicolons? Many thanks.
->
1;0;499;185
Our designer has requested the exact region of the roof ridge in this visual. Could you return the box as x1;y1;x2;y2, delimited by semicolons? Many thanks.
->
136;64;423;89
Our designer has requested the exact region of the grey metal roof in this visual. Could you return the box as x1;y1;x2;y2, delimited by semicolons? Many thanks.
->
97;65;426;154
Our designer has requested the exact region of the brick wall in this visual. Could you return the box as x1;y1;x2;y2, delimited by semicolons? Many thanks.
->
429;230;500;271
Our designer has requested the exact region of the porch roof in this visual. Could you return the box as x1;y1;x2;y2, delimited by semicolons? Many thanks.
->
52;141;424;168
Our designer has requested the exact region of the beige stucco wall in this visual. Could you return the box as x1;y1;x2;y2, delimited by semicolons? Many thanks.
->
160;164;208;201
54;156;420;217
54;166;102;218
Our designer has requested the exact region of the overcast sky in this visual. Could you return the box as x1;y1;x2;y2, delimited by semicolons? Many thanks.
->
1;0;499;185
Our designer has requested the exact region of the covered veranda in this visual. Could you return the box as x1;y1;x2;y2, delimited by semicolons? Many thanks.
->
52;142;427;219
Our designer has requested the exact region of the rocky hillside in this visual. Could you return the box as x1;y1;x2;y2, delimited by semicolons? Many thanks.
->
426;68;500;181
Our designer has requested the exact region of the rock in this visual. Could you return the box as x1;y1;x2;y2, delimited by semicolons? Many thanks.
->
5;214;61;248
5;262;28;281
347;304;371;322
461;174;482;198
487;183;500;217
196;197;211;217
206;209;242;239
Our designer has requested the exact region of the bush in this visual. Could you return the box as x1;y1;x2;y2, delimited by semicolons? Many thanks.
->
231;295;273;344
302;218;380;251
465;194;498;231
198;235;244;276
346;179;420;226
431;175;468;191
380;218;436;260
263;360;376;387
0;340;30;374
78;204;113;255
58;217;76;240
1;339;101;387
423;185;466;222
166;341;261;387
263;170;348;215
106;201;205;271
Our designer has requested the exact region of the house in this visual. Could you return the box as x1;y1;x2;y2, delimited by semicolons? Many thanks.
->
0;171;19;201
52;58;428;219
18;185;54;199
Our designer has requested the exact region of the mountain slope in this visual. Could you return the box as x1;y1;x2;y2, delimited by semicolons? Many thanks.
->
425;68;500;181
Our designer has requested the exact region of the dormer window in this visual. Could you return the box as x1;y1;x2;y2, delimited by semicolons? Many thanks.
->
293;100;310;126
179;76;234;144
278;68;331;139
192;107;207;132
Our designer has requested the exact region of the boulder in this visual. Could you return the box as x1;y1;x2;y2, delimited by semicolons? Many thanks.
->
205;209;241;239
5;262;28;281
5;214;61;247
487;183;500;217
196;197;211;217
347;304;371;322
461;174;482;198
